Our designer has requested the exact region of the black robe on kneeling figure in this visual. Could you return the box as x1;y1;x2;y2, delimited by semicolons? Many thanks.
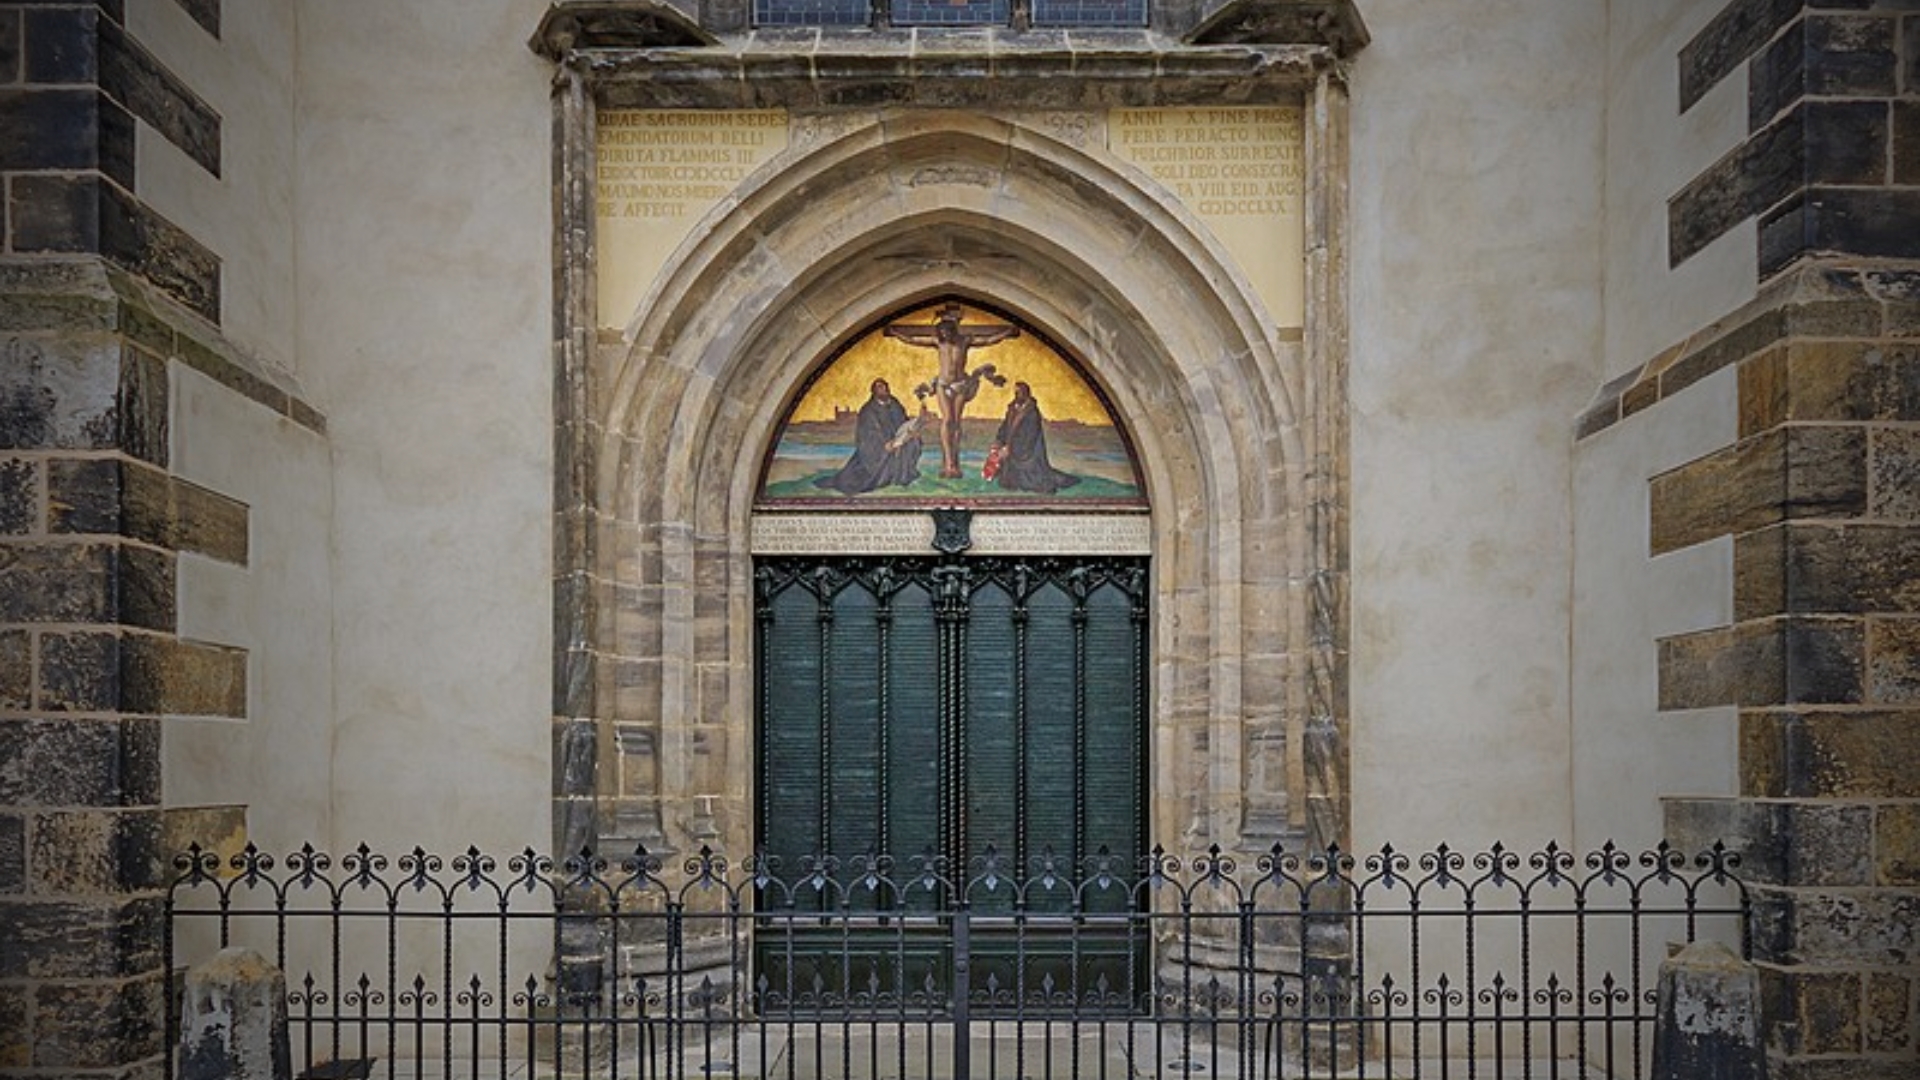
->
816;384;922;494
992;388;1080;494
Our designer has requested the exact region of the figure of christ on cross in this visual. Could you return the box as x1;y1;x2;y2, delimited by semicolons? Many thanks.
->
883;303;1020;479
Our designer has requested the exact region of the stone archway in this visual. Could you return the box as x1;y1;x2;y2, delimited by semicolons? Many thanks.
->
553;105;1348;875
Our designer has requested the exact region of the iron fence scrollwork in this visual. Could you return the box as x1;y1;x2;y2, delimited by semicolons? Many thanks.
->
166;839;1748;1080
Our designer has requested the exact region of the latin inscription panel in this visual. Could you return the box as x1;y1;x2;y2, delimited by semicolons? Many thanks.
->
1108;107;1305;327
596;110;789;328
751;514;1152;555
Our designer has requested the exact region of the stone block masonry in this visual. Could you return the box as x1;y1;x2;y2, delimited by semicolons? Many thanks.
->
1670;0;1920;279
1;0;222;321
1618;262;1920;1079
0;307;246;1076
1;37;320;1030
1596;13;1920;1070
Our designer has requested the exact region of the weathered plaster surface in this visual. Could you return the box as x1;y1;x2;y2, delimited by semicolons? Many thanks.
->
1347;0;1605;851
1603;0;1757;377
127;0;300;376
1571;366;1740;853
164;365;337;853
293;0;553;854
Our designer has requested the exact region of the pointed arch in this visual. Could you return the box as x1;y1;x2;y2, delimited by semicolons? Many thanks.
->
582;110;1327;859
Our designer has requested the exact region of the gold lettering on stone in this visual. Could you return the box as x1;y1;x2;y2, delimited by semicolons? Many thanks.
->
1109;107;1306;328
596;110;789;328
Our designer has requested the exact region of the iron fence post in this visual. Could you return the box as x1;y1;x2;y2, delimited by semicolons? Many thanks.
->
953;903;972;1080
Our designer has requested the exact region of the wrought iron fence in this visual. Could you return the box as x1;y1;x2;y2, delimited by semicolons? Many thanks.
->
165;840;1748;1080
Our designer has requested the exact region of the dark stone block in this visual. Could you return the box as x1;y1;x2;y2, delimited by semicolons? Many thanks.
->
1675;101;1890;270
1783;424;1870;520
118;344;167;466
1862;971;1913;1053
122;634;244;718
51;457;245;566
1868;616;1920;701
1805;100;1888;185
1749;16;1805;130
0;456;34;533
1761;967;1864;1055
1801;13;1899;96
1742;708;1920;798
0;897;162;980
171;477;247;565
39;630;122;712
1681;0;1805;112
1870;428;1920;520
1783;297;1883;339
98;17;218;177
32;972;165;1069
28;808;164;892
0;718;159;808
1776;342;1920;423
1906;12;1920;94
1658;617;1864;708
1788;522;1920;613
1671;113;1800;267
1763;187;1920;276
1877;803;1920;886
97;89;135;188
0;11;18;85
0;543;117;624
0;813;22;894
99;184;220;323
0;984;23;1068
0;630;27;710
1664;796;1875;887
117;542;176;632
1664;309;1789;397
175;334;283;414
115;299;175;358
47;455;123;534
1650;425;1867;554
24;4;98;84
1574;397;1619;439
9;173;102;253
1758;882;1920;967
1784;616;1867;703
171;0;219;38
0;87;102;171
1737;525;1790;621
0;337;164;464
1895;101;1920;186
117;459;176;547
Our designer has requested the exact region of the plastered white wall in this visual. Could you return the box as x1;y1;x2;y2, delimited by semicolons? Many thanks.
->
1570;367;1739;855
164;365;335;854
1603;0;1758;376
293;0;553;856
1346;0;1606;853
126;0;300;378
1566;1;1757;853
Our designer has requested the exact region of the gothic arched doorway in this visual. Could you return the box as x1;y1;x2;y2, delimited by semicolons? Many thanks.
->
749;298;1153;999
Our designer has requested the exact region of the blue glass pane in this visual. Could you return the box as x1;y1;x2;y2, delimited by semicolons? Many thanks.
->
889;0;1007;26
753;0;870;26
1032;0;1145;26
